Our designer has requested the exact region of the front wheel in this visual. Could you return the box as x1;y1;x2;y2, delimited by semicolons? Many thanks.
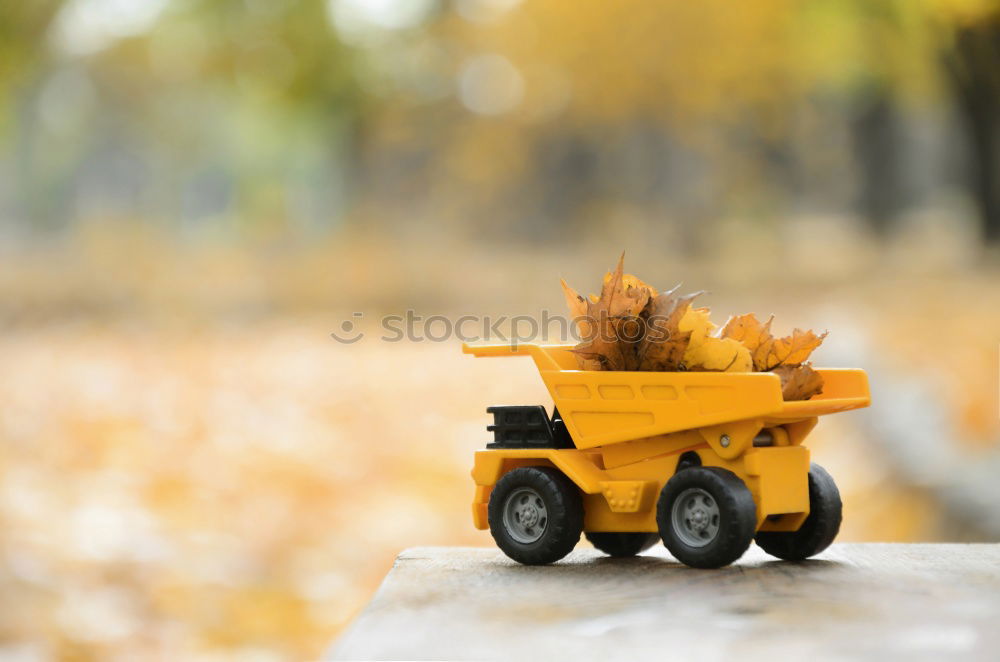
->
755;463;842;561
585;532;659;557
488;467;583;565
656;467;757;568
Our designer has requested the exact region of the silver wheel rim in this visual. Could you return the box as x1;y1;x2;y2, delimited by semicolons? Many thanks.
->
503;487;548;544
671;487;720;547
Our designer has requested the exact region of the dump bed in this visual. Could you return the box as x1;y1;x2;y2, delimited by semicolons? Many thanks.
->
463;343;870;450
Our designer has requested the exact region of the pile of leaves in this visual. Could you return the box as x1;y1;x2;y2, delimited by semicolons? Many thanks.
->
561;254;827;400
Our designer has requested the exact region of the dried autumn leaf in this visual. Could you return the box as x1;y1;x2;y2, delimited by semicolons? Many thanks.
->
570;253;646;371
560;278;592;338
721;314;826;371
720;312;776;371
597;261;653;318
621;273;657;305
680;306;716;347
573;342;633;371
560;255;828;377
759;328;828;370
635;286;698;371
686;337;753;372
772;363;825;400
681;307;753;372
720;313;773;366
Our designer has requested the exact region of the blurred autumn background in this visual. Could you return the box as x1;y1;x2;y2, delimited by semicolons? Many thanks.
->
2;0;1000;659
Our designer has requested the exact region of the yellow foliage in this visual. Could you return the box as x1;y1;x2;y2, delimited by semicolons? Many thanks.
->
679;307;716;347
685;336;753;372
682;308;752;372
721;312;826;373
773;363;825;400
505;0;803;123
635;286;699;372
619;272;658;300
562;256;825;394
571;253;650;371
720;313;773;355
560;278;591;338
766;328;828;369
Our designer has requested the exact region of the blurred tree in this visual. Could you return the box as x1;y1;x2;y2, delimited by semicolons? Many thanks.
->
0;2;64;123
2;0;1000;246
0;2;70;229
836;0;913;238
403;0;806;242
943;10;1000;243
852;91;904;237
1;0;367;232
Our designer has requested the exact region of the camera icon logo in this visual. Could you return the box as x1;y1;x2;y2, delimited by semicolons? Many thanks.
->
331;312;365;344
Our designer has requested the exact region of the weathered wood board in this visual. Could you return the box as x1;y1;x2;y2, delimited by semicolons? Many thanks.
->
331;544;1000;661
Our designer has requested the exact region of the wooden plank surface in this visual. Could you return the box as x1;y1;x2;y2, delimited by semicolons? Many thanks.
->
331;544;1000;661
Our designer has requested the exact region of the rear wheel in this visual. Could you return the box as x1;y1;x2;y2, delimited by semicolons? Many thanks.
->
755;463;842;561
488;467;583;565
656;467;757;568
585;532;659;557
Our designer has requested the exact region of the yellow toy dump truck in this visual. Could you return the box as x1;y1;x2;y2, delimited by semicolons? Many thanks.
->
464;343;871;568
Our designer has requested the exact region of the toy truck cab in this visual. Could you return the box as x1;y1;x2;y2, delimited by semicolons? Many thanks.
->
464;343;871;568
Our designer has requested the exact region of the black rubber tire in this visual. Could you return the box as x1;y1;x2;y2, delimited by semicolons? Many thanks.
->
488;467;583;565
656;467;757;568
755;463;842;561
585;532;660;558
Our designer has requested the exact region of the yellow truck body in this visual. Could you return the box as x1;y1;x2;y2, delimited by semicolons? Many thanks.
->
464;343;870;547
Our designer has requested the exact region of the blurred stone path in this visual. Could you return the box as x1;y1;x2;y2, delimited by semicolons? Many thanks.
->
824;326;1000;538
